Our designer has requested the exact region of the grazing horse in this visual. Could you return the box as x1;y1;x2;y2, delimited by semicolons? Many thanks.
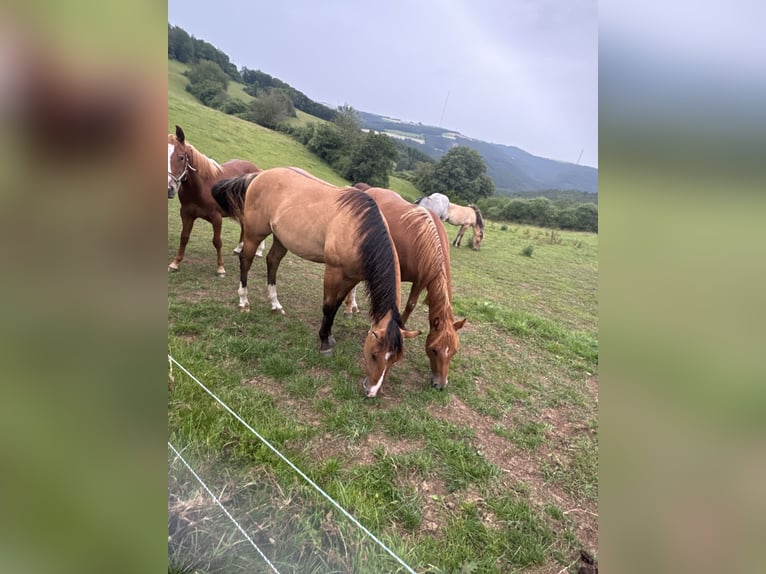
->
211;167;421;398
415;192;450;221
346;185;466;390
446;202;485;250
167;125;260;276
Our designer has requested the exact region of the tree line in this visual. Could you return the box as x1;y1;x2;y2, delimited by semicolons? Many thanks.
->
477;196;598;232
169;24;597;232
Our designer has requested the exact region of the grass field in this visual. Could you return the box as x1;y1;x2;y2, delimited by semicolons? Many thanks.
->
168;60;598;573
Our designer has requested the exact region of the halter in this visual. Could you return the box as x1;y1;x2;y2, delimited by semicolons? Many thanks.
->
168;152;197;186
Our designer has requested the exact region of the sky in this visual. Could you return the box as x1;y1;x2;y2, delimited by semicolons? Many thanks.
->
168;0;598;168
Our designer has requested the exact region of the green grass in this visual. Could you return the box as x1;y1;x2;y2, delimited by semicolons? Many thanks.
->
168;58;598;573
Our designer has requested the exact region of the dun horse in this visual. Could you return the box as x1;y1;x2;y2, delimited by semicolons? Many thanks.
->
347;185;466;390
167;125;260;276
446;202;485;250
211;167;420;398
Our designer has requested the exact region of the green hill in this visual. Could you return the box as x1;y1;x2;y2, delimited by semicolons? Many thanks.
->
168;60;419;200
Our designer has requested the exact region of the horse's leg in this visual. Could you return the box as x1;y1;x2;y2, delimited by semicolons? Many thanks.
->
319;267;356;355
401;283;424;326
236;236;260;312
265;237;288;314
211;213;226;277
169;209;195;272
343;283;361;318
233;225;244;255
255;240;266;258
454;224;468;248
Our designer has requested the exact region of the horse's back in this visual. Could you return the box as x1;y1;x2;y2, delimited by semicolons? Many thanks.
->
221;159;260;177
244;167;358;265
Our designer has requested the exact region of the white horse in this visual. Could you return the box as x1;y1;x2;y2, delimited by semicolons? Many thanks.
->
414;193;450;221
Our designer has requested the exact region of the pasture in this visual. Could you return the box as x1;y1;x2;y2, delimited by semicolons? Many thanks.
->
168;66;598;573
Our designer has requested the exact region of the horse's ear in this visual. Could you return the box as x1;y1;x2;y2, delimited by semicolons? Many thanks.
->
175;125;185;143
401;328;421;339
454;318;466;331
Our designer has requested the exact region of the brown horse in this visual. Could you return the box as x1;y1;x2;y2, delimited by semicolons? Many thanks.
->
445;202;485;250
211;167;420;398
346;185;466;390
167;125;260;276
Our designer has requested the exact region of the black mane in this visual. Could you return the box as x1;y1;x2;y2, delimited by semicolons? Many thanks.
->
337;190;403;352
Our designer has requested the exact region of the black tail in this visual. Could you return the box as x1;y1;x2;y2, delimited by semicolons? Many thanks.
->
211;173;258;221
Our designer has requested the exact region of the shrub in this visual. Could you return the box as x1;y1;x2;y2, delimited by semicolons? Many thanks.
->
521;244;534;257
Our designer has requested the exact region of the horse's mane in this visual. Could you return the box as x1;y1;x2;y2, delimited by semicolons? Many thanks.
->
403;207;453;318
336;190;404;353
169;134;223;182
470;205;484;230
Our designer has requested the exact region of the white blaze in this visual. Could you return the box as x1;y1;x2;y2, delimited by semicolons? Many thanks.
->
367;352;393;398
168;144;175;187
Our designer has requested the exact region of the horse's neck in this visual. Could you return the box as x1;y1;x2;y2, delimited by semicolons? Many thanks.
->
188;147;222;185
425;269;454;322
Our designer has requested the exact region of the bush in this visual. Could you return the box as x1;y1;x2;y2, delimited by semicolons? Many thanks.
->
521;244;534;257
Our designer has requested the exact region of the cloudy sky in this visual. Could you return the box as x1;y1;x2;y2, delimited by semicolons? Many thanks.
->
168;0;598;168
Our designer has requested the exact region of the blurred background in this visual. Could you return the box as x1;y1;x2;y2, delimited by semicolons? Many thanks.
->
0;0;763;572
0;1;167;572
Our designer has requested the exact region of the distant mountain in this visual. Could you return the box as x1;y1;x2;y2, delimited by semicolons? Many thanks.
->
359;111;597;195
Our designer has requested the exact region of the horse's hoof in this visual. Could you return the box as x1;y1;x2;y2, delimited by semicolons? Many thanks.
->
319;347;334;357
272;308;286;315
217;271;226;277
168;266;179;273
238;305;250;313
255;253;263;258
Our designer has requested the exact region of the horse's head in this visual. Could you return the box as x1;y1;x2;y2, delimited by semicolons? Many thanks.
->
471;226;485;250
168;125;193;199
362;312;420;398
426;316;466;389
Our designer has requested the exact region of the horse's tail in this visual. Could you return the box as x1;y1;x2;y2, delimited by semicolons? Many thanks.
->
211;173;258;221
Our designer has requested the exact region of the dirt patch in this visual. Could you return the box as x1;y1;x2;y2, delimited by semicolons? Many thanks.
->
428;395;598;555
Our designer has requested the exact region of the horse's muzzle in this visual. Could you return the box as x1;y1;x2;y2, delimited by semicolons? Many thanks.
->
430;372;447;390
168;186;176;199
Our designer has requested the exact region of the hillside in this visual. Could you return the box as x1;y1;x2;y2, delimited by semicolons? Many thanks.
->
360;111;598;195
167;60;421;201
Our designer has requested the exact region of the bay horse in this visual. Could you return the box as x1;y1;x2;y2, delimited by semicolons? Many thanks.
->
446;202;485;250
347;185;466;390
167;125;260;276
211;167;421;398
414;192;450;221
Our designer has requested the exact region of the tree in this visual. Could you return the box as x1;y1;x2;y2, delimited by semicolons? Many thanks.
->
345;132;398;188
247;88;296;129
307;123;348;166
186;60;229;90
417;146;494;203
168;25;194;63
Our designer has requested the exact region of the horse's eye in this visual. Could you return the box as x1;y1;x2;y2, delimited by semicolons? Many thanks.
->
371;353;378;361
430;348;438;356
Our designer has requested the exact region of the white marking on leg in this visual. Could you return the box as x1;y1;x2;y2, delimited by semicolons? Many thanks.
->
255;240;265;257
350;286;359;313
268;284;283;312
238;281;249;308
233;241;243;254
